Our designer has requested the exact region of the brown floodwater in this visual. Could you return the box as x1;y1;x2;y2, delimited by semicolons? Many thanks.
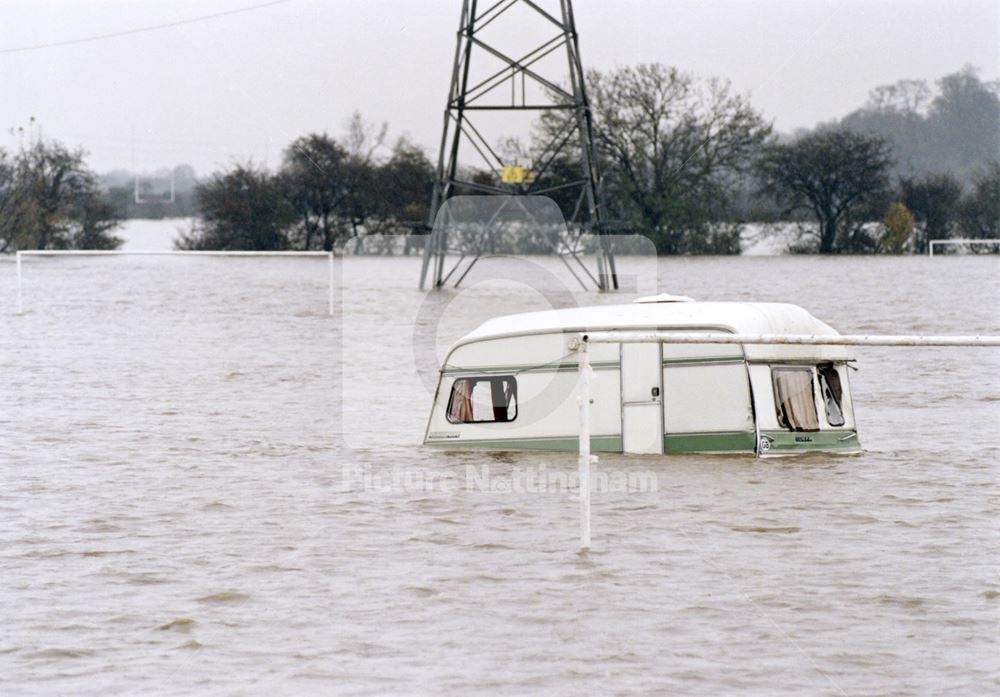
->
1;227;997;695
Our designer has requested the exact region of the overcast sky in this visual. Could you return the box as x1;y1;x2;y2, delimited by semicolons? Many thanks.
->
2;0;997;174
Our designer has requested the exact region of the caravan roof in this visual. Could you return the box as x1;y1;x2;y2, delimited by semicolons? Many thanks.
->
460;301;851;362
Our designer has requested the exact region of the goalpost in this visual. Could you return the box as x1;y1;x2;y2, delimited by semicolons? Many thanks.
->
928;239;1000;256
570;330;1000;551
134;171;176;204
15;250;335;316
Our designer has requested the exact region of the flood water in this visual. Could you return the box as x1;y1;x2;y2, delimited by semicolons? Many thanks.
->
1;221;998;695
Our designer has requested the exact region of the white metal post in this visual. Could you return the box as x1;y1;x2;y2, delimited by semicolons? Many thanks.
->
16;251;23;315
577;338;591;550
328;252;334;317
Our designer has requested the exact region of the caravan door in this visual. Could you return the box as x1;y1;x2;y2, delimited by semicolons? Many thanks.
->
620;343;664;454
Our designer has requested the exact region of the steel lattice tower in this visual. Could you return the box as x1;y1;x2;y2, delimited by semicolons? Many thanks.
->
418;0;618;291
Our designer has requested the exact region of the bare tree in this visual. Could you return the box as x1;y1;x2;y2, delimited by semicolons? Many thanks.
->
867;79;932;115
178;164;293;250
0;150;21;252
341;112;388;239
899;173;962;253
344;111;388;162
0;139;120;251
757;128;893;253
184;122;433;252
958;163;1000;241
880;201;914;254
282;133;350;250
538;64;771;253
843;67;999;182
377;137;434;225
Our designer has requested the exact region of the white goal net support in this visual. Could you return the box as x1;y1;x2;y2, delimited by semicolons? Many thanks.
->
928;239;1000;256
14;250;335;316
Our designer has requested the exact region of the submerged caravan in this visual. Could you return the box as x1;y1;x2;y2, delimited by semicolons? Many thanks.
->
424;296;859;457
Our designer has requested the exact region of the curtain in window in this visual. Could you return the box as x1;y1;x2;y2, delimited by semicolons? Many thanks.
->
490;378;514;422
448;379;474;422
471;381;493;421
447;376;517;424
774;370;819;431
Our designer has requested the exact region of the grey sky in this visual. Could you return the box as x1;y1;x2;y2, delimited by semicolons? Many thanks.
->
2;0;997;174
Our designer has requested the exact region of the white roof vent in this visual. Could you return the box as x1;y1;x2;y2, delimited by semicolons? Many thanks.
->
633;293;695;304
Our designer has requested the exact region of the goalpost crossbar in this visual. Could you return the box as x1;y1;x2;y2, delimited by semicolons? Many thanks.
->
928;239;1000;256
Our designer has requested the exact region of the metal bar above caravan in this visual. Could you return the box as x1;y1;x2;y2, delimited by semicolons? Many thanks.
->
578;332;1000;348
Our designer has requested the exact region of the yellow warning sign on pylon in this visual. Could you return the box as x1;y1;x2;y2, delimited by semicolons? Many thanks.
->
501;165;536;184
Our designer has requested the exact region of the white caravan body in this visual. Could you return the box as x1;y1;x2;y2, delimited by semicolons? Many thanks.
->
424;299;860;456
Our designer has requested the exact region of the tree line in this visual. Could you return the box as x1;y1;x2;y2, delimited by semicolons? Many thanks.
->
177;114;433;251
2;66;996;255
542;63;997;254
758;65;999;254
181;64;997;255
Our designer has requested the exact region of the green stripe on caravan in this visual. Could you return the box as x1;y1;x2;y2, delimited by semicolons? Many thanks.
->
442;361;619;375
664;432;756;453
425;436;623;452
442;355;744;375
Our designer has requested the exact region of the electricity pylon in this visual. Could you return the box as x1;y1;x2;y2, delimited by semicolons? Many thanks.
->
418;0;618;291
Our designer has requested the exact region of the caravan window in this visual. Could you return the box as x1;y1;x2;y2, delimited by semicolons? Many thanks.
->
817;364;846;427
772;368;819;431
446;376;517;424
